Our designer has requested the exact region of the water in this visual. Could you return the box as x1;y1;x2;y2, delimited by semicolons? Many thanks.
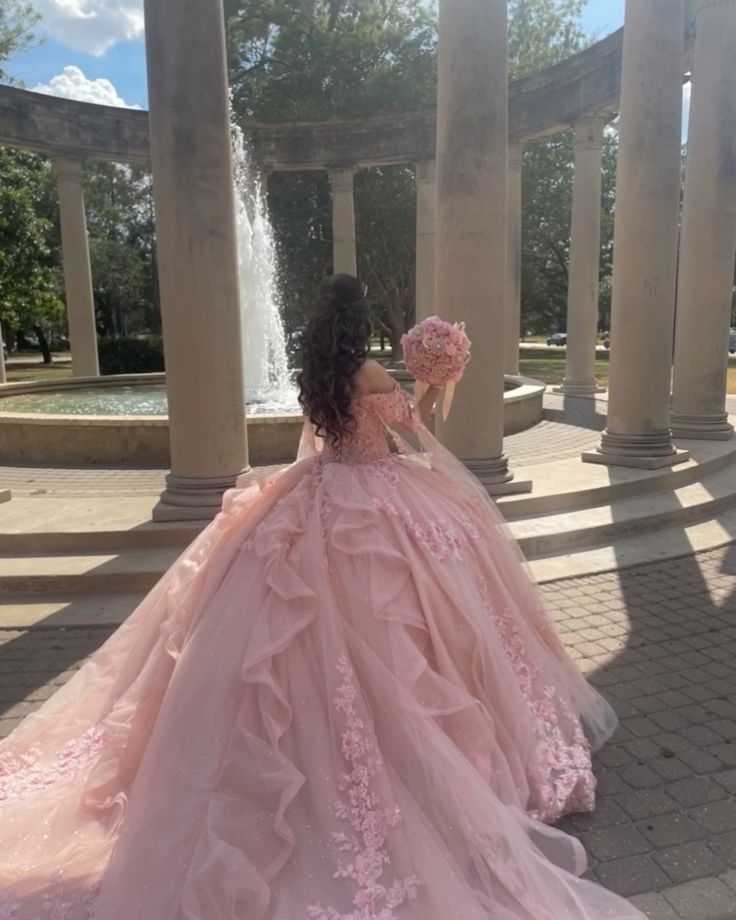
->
231;123;298;411
0;384;300;416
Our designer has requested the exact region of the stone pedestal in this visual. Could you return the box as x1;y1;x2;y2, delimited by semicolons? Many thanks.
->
504;144;523;376
54;157;99;378
556;116;607;397
144;0;249;521
415;160;436;322
435;0;530;494
329;167;357;276
670;0;736;441
583;0;689;469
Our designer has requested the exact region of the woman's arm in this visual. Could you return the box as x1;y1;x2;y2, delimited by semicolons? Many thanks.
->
416;385;441;426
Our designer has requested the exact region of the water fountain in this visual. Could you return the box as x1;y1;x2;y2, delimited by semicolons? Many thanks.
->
231;123;298;410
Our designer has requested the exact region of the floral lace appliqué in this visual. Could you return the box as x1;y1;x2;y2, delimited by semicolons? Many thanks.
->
372;500;467;561
476;576;594;822
307;655;420;920
0;723;105;804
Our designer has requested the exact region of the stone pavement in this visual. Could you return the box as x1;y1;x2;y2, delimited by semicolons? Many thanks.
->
1;544;735;918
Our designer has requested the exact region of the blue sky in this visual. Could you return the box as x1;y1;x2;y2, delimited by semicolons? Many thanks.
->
6;1;627;111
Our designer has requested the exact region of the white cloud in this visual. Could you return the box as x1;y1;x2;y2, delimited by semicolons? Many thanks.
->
34;0;144;57
33;65;140;108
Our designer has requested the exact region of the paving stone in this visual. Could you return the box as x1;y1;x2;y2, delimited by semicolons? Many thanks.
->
654;841;728;884
628;891;681;920
638;813;708;849
716;770;736;795
615;789;678;821
595;856;668;898
678;748;725;774
668;777;729;809
709;832;736;869
581;824;651;861
691;801;736;835
620;762;663;789
663;877;736;920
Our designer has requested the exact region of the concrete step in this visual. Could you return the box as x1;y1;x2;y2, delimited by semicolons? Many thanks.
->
0;592;146;628
511;464;736;559
498;436;736;519
0;496;202;554
530;506;736;583
0;548;181;596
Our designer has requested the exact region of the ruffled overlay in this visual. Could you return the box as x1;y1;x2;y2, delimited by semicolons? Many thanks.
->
0;385;642;919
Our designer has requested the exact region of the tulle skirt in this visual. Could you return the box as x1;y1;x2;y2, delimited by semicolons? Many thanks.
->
0;445;643;919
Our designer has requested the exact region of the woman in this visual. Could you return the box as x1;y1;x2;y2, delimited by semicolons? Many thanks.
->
0;274;643;919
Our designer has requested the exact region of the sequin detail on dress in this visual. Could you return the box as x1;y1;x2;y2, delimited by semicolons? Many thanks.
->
0;874;101;920
307;656;421;920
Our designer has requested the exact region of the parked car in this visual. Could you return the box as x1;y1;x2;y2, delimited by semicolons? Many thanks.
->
547;332;567;346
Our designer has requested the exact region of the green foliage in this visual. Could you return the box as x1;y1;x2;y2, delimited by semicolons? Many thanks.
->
508;0;586;78
226;0;437;120
0;148;64;338
0;0;39;83
83;161;160;337
97;337;165;375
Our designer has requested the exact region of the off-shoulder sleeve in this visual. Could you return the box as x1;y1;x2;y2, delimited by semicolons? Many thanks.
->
371;384;421;431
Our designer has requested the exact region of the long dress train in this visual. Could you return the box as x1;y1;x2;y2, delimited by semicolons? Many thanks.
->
0;383;644;919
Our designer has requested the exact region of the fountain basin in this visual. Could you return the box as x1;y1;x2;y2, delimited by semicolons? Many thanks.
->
0;373;544;466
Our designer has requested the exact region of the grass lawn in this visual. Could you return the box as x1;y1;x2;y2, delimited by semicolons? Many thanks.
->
522;351;736;395
6;362;74;384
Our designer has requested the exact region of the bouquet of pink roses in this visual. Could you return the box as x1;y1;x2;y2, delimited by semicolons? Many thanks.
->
400;315;471;420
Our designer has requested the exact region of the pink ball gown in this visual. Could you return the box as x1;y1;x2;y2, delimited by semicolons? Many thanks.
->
0;383;644;920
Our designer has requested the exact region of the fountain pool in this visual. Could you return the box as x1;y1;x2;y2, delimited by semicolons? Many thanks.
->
0;373;545;468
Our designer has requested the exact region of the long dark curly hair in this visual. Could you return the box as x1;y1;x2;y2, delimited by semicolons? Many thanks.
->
297;274;373;446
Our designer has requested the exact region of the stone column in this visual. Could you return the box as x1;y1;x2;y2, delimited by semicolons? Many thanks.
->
144;0;249;521
435;0;530;493
504;143;523;375
54;157;99;378
415;160;436;322
583;0;688;469
556;116;606;396
671;0;736;440
329;167;357;276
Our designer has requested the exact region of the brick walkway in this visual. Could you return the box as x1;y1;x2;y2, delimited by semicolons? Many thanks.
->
1;545;735;917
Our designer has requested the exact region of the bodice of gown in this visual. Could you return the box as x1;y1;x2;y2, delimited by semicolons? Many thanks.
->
322;383;418;464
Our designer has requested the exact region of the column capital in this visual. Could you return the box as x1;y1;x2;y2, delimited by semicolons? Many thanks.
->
328;166;356;190
508;143;524;173
415;159;436;183
573;115;607;152
53;156;85;181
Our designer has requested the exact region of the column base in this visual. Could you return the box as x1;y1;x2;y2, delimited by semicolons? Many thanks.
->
153;470;249;522
462;454;532;495
553;378;607;397
582;430;690;469
669;409;734;441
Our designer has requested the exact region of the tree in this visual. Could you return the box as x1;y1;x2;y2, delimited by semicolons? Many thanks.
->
226;0;437;121
0;149;64;362
83;161;160;337
0;0;39;83
508;0;586;78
